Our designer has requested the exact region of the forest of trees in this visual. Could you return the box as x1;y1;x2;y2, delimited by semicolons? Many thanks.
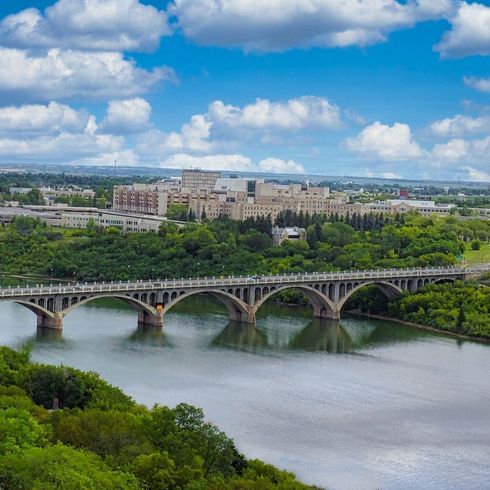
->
347;281;490;339
0;345;314;489
1;213;488;282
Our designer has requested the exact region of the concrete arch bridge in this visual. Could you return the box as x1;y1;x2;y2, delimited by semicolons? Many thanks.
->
1;264;488;330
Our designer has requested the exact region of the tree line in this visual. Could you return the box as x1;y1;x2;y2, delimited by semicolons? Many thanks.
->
0;345;314;489
347;281;490;339
0;213;488;282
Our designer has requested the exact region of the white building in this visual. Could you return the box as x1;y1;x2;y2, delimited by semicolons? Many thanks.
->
40;186;96;204
272;226;306;245
60;210;174;233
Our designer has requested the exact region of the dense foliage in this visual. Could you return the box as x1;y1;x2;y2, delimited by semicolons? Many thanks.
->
389;281;490;338
0;345;314;489
1;214;488;282
347;281;490;339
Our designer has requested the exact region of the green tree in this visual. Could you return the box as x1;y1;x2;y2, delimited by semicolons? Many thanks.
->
27;365;89;409
0;408;47;455
0;444;139;489
167;204;188;221
18;188;45;205
471;239;482;250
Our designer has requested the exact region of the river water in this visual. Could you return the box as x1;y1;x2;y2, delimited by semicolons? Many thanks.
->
0;291;489;490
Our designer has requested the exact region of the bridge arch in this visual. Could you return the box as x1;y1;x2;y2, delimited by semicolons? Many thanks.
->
15;300;56;320
337;280;404;314
162;289;253;323
432;277;456;285
59;293;157;318
253;285;338;320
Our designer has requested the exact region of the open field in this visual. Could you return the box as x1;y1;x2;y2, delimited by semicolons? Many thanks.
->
464;243;490;265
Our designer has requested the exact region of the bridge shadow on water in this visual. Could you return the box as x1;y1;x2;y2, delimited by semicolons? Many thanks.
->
211;319;356;354
128;324;171;348
211;316;431;355
35;326;65;344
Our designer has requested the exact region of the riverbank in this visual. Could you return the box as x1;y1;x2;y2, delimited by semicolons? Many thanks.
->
348;310;490;344
0;343;315;489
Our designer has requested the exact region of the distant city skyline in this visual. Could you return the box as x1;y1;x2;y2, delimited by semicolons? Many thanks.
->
0;0;490;181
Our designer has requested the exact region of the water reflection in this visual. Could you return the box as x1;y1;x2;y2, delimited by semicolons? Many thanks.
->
289;320;354;353
210;317;432;355
129;324;171;348
212;320;356;354
342;315;432;348
35;326;65;343
212;321;269;352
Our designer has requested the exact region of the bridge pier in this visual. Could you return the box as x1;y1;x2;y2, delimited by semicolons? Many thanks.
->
229;308;256;325
313;303;340;321
37;313;63;330
137;310;164;328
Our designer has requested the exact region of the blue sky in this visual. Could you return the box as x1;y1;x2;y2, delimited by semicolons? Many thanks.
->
0;0;490;181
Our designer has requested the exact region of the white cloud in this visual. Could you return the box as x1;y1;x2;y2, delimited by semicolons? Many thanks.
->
463;166;490;182
209;96;341;130
429;114;490;137
0;99;134;163
135;96;342;162
344;121;425;160
431;138;470;161
137;115;213;158
0;131;123;162
430;137;490;181
415;0;454;19
0;0;170;52
380;171;402;179
101;98;152;134
170;0;452;52
159;153;307;174
160;153;254;171
464;76;490;94
0;101;90;135
69;149;139;166
435;2;490;58
0;47;175;101
258;157;306;173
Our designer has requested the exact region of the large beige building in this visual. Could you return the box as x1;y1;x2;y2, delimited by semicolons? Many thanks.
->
113;172;341;221
113;170;457;222
182;169;221;192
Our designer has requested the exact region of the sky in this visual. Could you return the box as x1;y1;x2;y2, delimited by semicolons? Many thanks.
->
0;0;490;181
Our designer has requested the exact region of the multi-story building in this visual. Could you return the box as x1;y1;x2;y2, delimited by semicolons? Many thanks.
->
182;169;221;192
113;174;336;221
9;186;96;204
113;170;462;223
113;183;168;216
40;186;95;203
60;210;175;233
357;199;456;216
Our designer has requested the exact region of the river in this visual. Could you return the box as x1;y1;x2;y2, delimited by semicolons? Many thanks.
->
0;291;489;490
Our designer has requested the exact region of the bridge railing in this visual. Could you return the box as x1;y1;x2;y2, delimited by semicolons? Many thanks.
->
1;263;488;298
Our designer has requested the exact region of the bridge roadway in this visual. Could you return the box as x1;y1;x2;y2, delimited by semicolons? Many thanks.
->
1;264;489;329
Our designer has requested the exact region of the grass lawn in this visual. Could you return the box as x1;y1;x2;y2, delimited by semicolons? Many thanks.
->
464;243;490;265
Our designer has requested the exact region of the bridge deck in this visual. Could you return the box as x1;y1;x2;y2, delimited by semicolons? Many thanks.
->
1;264;488;299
